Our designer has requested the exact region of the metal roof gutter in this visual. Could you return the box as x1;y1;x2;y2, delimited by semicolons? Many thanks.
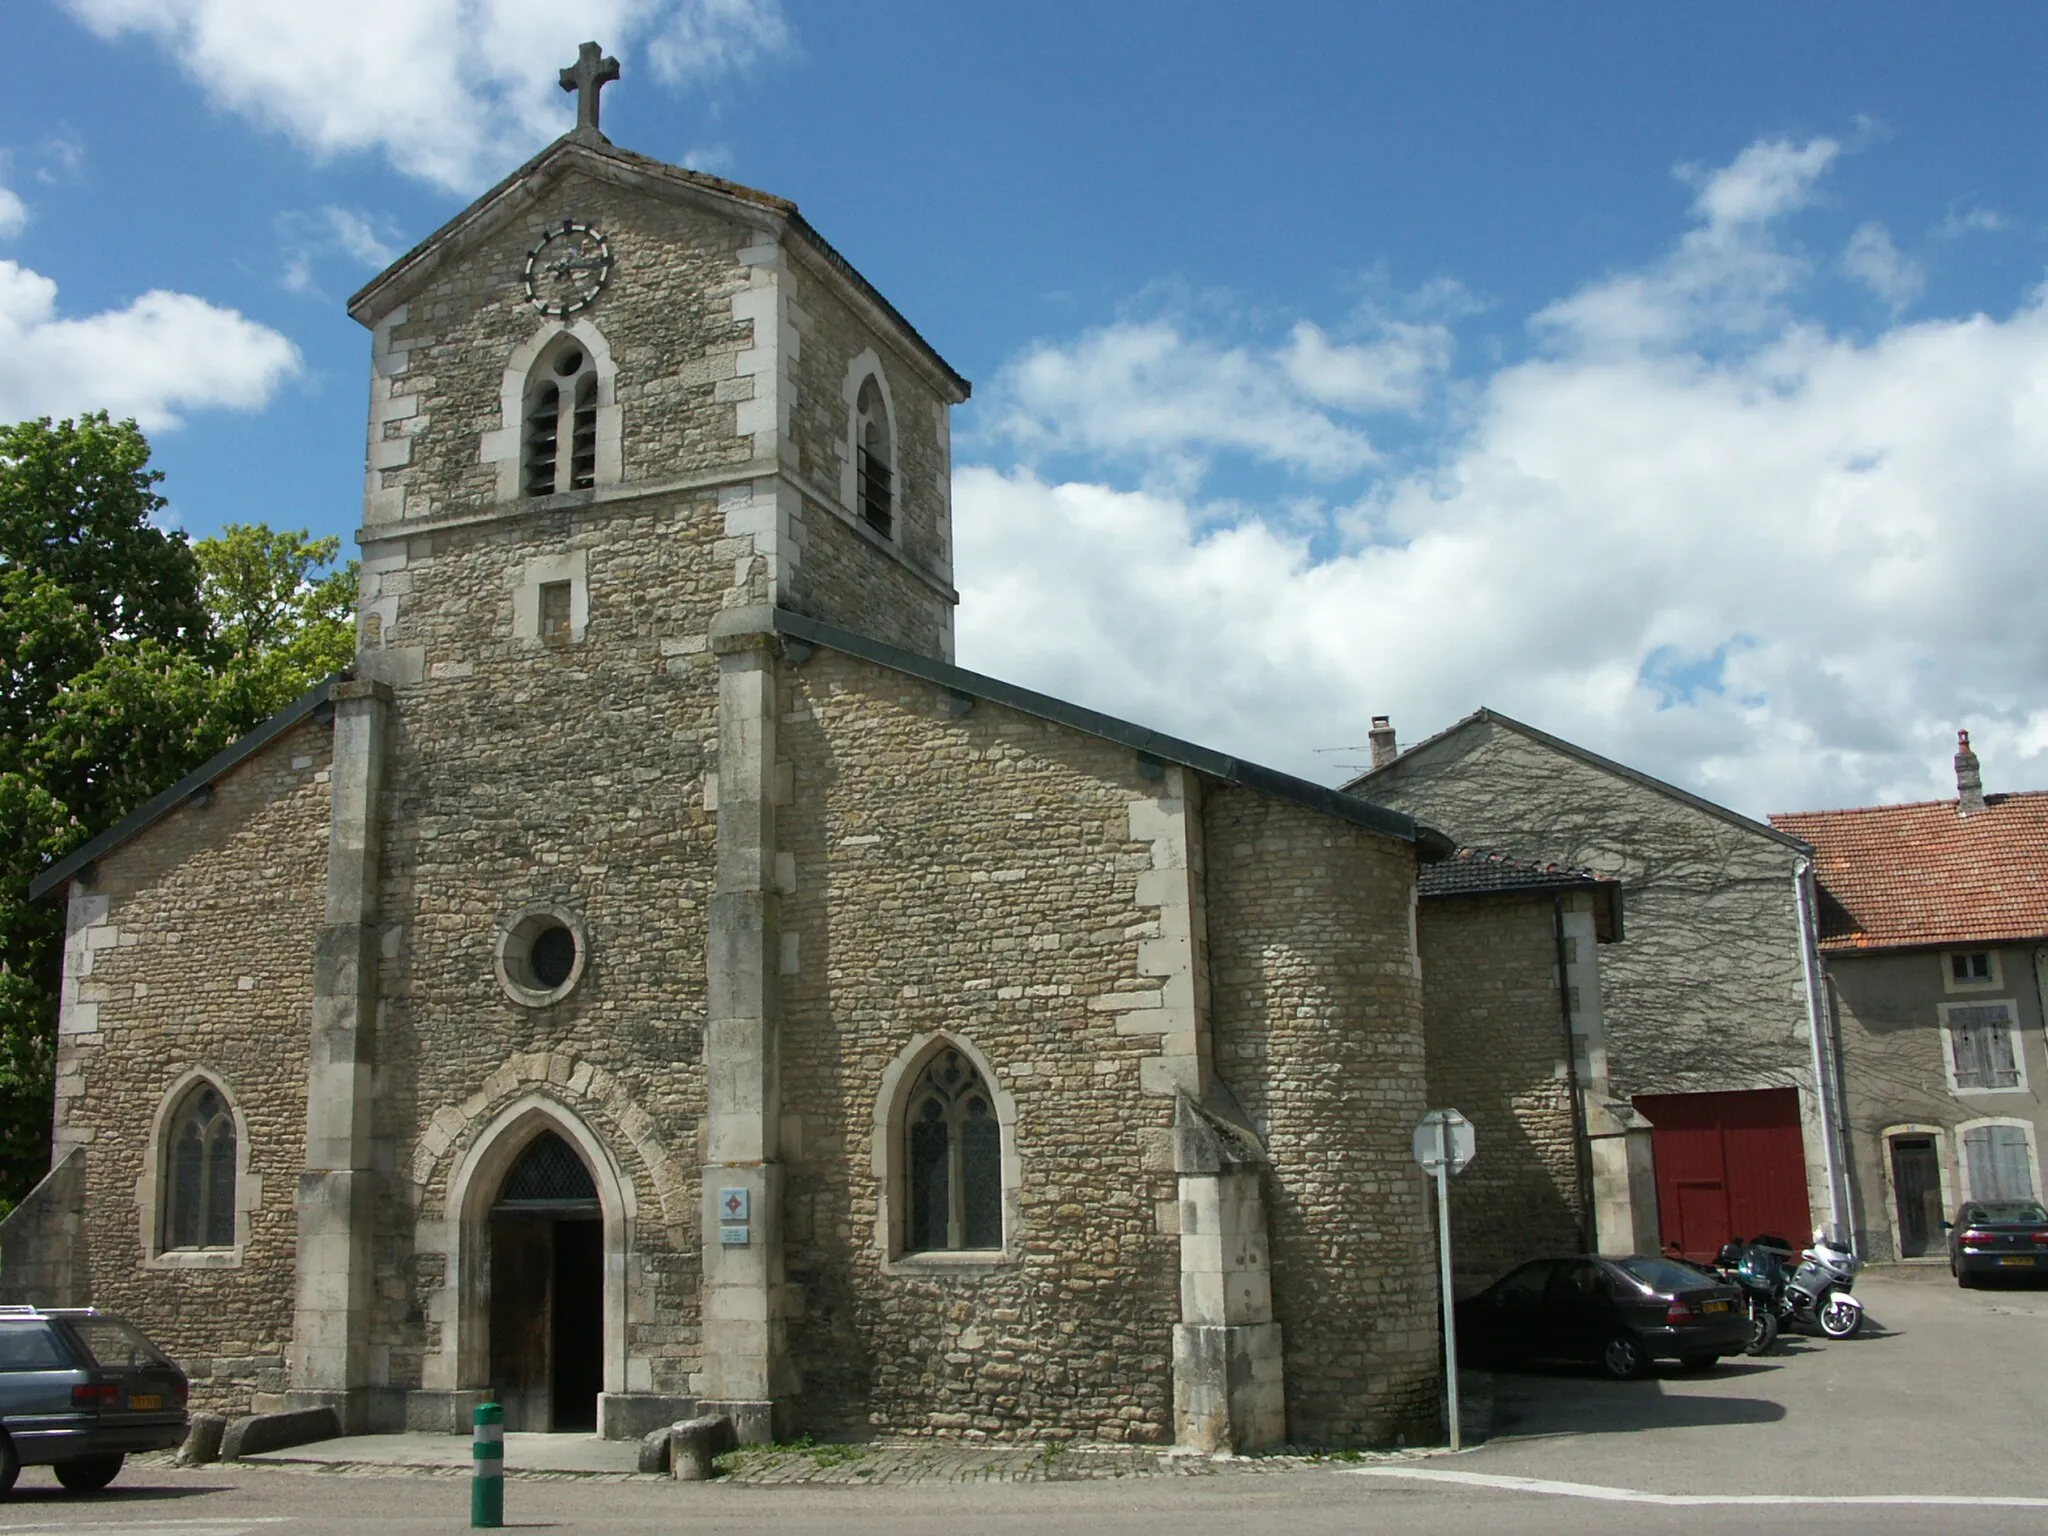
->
775;610;1454;858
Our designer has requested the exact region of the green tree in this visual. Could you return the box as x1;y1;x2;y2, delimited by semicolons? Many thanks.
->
0;416;357;1207
197;523;359;727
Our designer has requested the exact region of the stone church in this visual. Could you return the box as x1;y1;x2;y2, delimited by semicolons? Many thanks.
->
8;51;1608;1453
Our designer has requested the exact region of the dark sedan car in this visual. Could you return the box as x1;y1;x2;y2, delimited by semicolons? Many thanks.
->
1947;1200;2048;1285
0;1306;188;1494
1455;1255;1750;1379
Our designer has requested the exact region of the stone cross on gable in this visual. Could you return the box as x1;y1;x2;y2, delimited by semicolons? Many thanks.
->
560;41;621;138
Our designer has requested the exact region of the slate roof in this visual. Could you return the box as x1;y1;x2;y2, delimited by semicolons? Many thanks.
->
1417;846;1624;941
776;611;1456;857
1769;793;2048;952
29;613;1461;902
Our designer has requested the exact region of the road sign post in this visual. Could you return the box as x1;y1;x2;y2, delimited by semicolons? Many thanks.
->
1413;1109;1475;1452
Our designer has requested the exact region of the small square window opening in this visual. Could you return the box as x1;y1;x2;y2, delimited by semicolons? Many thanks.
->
1952;952;1993;983
539;581;573;644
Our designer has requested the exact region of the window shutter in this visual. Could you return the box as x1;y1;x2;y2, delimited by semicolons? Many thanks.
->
1990;1126;2035;1201
1951;1015;1987;1088
1949;1004;2019;1090
1987;1014;2021;1088
1966;1125;2038;1201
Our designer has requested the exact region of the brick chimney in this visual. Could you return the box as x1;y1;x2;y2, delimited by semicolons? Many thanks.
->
1955;729;1986;816
1368;715;1399;770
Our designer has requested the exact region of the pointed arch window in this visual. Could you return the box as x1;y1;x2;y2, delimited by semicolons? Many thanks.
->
905;1048;1002;1252
162;1082;237;1251
854;376;894;539
524;339;600;497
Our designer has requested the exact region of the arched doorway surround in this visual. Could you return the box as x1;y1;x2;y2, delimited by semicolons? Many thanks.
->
441;1096;634;1423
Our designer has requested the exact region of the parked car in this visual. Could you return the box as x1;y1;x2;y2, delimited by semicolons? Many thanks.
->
0;1306;188;1494
1454;1255;1750;1379
1947;1200;2048;1286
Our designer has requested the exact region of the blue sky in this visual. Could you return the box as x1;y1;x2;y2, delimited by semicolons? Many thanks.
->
7;3;2048;815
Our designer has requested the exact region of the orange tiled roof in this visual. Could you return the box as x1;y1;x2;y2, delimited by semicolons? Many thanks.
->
1770;793;2048;952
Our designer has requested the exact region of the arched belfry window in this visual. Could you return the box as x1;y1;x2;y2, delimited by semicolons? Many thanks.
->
524;339;600;498
905;1048;1002;1252
854;376;894;539
162;1082;237;1251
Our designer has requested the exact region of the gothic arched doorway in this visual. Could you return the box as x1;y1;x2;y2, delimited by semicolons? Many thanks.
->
489;1130;604;1431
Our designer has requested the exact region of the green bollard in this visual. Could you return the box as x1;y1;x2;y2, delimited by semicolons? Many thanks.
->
471;1402;504;1528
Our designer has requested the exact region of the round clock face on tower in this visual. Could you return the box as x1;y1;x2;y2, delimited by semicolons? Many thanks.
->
523;220;613;318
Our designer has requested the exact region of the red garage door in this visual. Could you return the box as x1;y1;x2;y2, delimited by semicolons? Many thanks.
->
1632;1088;1812;1262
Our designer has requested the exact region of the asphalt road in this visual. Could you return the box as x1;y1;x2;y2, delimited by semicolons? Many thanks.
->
0;1265;2039;1535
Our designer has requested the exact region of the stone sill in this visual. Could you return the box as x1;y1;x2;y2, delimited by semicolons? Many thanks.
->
883;1250;1016;1279
146;1249;244;1270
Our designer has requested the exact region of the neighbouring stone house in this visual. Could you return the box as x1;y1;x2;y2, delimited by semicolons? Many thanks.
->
1773;733;2048;1264
1416;849;1631;1287
0;57;1515;1454
1351;709;1848;1263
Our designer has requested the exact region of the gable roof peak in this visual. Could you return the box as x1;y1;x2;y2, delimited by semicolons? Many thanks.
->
1349;704;1807;852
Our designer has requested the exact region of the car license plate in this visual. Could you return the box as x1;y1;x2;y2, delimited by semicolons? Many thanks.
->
1998;1256;2035;1267
1702;1299;1732;1313
127;1394;161;1411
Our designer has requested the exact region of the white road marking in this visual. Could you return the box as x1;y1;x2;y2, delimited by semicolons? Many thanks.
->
1344;1467;2048;1508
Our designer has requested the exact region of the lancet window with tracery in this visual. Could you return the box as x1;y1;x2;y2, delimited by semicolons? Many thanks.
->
162;1082;237;1251
905;1048;1002;1252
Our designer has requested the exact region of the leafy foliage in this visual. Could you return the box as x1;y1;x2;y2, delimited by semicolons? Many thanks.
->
0;415;357;1207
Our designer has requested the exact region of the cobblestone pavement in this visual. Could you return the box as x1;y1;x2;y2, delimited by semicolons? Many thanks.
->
131;1439;1435;1488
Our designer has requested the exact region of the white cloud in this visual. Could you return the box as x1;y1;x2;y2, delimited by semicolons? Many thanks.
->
278;206;402;295
648;0;792;87
0;260;301;430
1539;136;1840;351
953;136;2048;818
1935;205;2008;239
986;321;1384;485
0;186;25;240
1841;221;1923;311
63;0;794;192
1681;137;1839;228
981;297;1462;489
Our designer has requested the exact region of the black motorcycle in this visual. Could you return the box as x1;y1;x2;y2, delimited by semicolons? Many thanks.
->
1712;1237;1785;1355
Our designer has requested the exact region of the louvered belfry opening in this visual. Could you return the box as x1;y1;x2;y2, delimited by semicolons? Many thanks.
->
855;375;893;538
569;374;598;490
524;340;598;498
489;1129;603;1433
523;382;560;496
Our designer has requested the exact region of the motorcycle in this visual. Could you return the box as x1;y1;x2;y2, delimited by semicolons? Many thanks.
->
1712;1238;1783;1355
1784;1231;1864;1339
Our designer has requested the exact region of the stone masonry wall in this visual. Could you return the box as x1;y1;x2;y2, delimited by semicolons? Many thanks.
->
363;162;761;529
49;716;332;1413
370;492;728;1402
1202;787;1438;1447
786;498;953;662
784;254;954;593
774;646;1181;1443
1362;719;1828;1220
1419;894;1583;1290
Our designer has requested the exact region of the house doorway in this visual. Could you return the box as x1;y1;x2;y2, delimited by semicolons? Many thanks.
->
488;1131;604;1431
1889;1135;1944;1258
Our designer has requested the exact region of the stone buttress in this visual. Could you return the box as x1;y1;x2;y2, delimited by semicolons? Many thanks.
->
288;679;394;1431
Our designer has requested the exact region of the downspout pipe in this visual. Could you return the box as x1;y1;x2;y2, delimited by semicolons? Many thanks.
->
1553;893;1596;1253
1794;857;1851;1249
